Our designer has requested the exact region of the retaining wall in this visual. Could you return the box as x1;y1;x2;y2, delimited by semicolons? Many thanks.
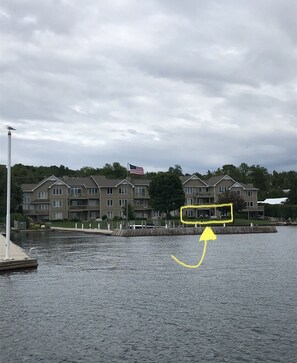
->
111;225;277;237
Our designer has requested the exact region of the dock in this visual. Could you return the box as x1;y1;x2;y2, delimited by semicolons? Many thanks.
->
0;234;38;272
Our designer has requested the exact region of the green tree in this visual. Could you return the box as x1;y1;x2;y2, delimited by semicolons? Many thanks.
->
122;203;135;220
0;165;23;219
220;164;241;180
285;185;297;205
238;163;251;183
79;166;98;176
217;191;246;214
168;164;183;176
249;165;270;199
0;165;6;218
100;162;127;178
148;173;185;216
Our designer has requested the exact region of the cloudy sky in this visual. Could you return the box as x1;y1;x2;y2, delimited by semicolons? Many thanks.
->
0;0;296;174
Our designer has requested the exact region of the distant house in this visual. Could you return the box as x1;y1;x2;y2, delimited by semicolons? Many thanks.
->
22;174;263;221
182;174;263;219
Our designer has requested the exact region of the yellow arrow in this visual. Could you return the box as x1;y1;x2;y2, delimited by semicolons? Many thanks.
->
199;226;217;242
171;227;217;269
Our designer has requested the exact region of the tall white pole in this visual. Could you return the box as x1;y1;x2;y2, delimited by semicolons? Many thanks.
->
5;130;12;259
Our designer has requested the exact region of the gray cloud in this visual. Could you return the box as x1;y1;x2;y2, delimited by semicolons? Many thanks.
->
0;0;296;174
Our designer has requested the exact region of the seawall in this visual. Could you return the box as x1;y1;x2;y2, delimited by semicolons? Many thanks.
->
111;225;277;237
51;227;113;235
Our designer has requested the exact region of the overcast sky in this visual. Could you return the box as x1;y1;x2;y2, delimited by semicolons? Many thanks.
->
0;0;296;174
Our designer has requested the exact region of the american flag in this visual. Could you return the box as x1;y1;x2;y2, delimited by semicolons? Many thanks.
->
129;164;144;175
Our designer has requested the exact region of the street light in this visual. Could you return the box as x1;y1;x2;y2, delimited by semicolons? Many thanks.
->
5;125;15;260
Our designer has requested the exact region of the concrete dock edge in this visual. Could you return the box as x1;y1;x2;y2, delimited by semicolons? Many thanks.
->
0;234;38;272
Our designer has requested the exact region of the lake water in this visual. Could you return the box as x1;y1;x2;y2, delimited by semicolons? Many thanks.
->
1;227;296;362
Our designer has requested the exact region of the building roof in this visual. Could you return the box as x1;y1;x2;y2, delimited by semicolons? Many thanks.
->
91;175;130;187
258;198;288;205
21;183;37;191
206;175;235;186
64;176;98;188
229;182;258;191
132;179;150;186
180;175;207;186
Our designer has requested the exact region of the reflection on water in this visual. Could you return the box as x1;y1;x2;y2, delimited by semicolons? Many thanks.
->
1;227;297;362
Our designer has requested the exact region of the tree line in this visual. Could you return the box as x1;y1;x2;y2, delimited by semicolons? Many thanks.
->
0;162;296;219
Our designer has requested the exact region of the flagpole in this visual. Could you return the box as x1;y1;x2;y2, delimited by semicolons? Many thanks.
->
126;163;129;227
6;127;15;259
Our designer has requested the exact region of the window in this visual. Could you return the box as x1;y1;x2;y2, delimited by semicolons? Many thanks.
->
185;210;194;217
88;188;98;195
246;191;252;197
107;211;113;219
135;187;146;197
119;199;127;206
23;195;31;203
246;201;254;208
107;188;113;195
89;200;99;206
119;187;127;195
52;200;63;208
184;187;193;194
38;204;48;211
90;211;98;219
107;199;113;206
52;187;63;195
219;187;227;193
52;212;63;220
38;191;48;199
186;198;193;205
70;187;81;196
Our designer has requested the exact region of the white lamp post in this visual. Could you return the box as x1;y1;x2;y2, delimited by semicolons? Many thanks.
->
5;125;15;260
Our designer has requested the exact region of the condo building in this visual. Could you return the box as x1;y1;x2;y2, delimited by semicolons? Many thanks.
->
22;174;263;221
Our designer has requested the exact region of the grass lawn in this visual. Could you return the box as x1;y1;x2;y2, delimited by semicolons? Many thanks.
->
232;218;272;226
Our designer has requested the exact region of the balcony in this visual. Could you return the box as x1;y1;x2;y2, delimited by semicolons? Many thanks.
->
134;206;151;211
69;193;89;199
31;199;50;204
69;205;89;210
23;210;49;216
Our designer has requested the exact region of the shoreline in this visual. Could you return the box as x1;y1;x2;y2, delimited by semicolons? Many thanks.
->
111;225;277;237
38;225;279;237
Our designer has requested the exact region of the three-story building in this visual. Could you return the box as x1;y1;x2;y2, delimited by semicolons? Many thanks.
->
22;174;263;221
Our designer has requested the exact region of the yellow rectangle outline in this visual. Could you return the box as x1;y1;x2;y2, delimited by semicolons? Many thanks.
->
180;203;233;225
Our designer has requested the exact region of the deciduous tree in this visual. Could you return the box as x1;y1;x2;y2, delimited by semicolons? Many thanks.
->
217;190;246;214
149;173;185;216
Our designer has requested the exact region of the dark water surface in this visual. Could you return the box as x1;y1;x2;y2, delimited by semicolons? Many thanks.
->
1;227;296;362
